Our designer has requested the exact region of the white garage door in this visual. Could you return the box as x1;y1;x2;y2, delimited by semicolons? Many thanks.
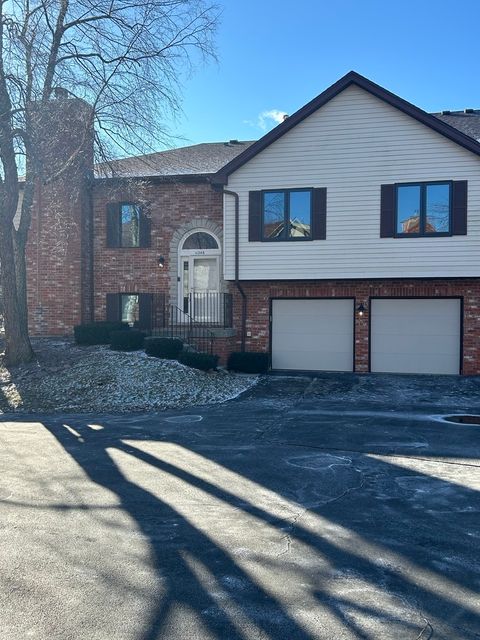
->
271;299;354;371
370;298;461;375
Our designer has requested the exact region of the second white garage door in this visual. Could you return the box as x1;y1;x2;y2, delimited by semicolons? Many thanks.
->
271;299;354;371
370;298;461;375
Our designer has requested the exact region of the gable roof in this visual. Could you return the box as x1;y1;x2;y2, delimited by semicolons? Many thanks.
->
95;140;254;180
212;71;480;185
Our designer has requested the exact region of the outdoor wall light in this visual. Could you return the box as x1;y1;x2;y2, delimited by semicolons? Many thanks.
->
157;256;165;268
357;303;366;317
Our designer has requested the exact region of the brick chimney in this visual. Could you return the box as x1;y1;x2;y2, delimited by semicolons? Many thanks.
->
26;97;94;336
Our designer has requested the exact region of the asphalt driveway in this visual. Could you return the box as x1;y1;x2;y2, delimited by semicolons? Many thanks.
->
1;374;479;639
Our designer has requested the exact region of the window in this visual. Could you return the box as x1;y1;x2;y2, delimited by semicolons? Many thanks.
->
120;203;140;247
121;294;139;325
262;189;312;240
106;292;155;330
182;232;219;250
396;182;451;236
106;202;151;248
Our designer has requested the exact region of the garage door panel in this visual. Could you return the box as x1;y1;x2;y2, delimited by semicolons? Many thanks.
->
371;299;461;375
373;334;460;356
273;348;353;372
272;299;354;372
372;351;459;375
373;315;459;337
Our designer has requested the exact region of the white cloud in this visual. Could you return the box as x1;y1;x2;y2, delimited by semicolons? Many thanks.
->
258;109;288;131
244;109;288;132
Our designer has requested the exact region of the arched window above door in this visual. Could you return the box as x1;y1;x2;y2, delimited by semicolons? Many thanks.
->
182;232;219;250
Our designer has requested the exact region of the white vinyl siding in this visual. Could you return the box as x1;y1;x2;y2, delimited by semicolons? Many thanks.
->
223;85;480;280
271;299;354;371
370;298;461;375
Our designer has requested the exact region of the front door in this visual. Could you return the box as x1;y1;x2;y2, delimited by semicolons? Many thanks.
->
181;255;220;321
179;230;221;323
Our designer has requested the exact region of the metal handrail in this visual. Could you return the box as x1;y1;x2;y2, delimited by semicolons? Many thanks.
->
163;304;215;354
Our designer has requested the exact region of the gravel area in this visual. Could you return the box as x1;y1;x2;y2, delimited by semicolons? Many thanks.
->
0;339;258;413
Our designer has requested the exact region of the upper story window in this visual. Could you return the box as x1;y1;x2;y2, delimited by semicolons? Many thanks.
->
263;189;312;240
106;201;151;248
121;204;141;247
396;182;451;236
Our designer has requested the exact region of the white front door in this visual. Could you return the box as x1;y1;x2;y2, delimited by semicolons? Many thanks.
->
181;255;220;319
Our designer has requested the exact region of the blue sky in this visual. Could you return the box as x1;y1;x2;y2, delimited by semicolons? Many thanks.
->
175;0;479;146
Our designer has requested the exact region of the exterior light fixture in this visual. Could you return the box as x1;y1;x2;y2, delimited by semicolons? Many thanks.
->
157;256;165;268
357;303;366;317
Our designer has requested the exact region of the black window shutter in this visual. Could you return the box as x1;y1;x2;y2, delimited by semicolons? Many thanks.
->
138;293;153;331
452;181;468;235
248;191;262;241
106;293;121;322
311;188;327;240
106;203;120;247
380;184;395;237
139;205;152;248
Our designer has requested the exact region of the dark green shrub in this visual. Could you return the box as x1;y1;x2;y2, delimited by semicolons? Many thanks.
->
144;337;183;359
178;352;219;371
74;321;129;345
110;329;145;351
227;351;269;374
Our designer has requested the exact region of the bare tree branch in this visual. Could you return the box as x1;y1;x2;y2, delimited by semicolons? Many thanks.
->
0;0;219;364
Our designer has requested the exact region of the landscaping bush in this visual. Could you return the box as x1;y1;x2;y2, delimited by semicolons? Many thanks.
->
227;351;269;374
74;321;129;345
178;352;219;371
110;329;145;351
144;337;183;359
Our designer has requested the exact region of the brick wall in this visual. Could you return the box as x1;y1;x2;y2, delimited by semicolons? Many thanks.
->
26;98;93;335
230;279;480;375
92;179;226;320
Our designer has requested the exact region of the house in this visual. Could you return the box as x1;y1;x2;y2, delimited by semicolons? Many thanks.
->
212;71;480;375
25;71;480;374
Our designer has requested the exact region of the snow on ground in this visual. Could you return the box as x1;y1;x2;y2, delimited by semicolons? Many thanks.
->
0;339;258;413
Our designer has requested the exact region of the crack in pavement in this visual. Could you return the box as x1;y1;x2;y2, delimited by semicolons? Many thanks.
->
267;439;480;469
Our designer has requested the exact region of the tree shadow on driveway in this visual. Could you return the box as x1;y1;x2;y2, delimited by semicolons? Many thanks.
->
2;379;480;639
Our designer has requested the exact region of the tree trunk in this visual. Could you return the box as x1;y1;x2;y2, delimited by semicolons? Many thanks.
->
14;233;30;341
0;229;34;366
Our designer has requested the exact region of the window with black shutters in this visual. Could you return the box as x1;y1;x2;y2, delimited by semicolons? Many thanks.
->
380;181;468;238
248;187;327;241
106;202;151;248
106;293;153;330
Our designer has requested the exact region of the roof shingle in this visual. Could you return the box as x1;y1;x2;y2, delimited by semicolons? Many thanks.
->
95;140;255;179
432;111;480;142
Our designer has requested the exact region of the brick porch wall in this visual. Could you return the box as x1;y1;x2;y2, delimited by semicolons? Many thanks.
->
228;279;480;375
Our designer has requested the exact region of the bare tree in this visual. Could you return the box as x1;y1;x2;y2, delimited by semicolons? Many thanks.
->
0;0;218;365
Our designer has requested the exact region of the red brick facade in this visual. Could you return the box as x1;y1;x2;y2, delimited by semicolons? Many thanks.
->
230;279;480;375
26;98;93;335
91;179;225;320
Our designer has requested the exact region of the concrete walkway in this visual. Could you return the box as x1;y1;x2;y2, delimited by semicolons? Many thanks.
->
1;374;479;639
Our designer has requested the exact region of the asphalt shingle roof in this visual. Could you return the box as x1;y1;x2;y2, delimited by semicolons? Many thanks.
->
95;140;255;179
432;111;480;143
94;108;480;181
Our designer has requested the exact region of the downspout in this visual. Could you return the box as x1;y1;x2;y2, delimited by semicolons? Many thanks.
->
87;173;95;323
223;189;247;351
